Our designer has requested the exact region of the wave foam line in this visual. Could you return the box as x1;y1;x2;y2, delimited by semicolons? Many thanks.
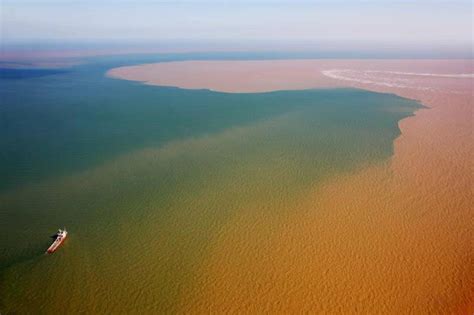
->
321;69;434;91
364;70;474;78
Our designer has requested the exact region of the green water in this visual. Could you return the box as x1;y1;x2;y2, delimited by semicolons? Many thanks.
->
0;55;420;313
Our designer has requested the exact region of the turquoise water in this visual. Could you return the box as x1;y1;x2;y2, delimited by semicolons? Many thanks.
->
0;54;420;313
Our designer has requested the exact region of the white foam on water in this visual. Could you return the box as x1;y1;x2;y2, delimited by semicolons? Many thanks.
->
321;69;433;91
364;70;474;78
322;69;473;90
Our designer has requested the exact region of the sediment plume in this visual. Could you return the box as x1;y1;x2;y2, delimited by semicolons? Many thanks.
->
109;59;473;314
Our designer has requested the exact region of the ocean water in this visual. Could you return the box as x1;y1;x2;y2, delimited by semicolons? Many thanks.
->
0;54;420;313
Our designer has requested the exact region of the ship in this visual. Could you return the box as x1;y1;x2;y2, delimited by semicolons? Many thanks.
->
46;228;67;254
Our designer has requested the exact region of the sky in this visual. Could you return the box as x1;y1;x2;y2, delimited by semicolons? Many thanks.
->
1;0;472;54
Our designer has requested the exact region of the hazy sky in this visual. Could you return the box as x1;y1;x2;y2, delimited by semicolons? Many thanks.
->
1;0;472;48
